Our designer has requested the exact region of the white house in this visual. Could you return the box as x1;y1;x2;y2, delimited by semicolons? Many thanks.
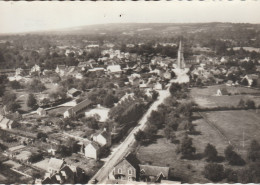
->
107;65;122;74
37;108;47;116
91;129;111;147
0;115;14;129
30;64;41;75
84;142;100;160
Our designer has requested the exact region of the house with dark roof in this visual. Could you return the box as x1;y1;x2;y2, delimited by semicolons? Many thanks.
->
139;164;169;183
67;88;81;98
112;153;140;182
64;99;93;118
111;153;172;183
40;164;84;184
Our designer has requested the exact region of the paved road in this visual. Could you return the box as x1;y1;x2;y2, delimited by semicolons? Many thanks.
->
89;69;189;184
89;89;171;184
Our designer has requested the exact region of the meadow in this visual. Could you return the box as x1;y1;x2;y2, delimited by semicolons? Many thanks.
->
191;85;260;108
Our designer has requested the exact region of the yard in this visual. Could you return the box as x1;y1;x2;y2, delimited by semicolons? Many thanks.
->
191;85;260;108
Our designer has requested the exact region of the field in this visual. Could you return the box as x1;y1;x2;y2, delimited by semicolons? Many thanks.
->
202;110;260;157
191;85;260;108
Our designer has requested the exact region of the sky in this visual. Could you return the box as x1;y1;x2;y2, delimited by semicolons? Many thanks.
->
1;1;260;34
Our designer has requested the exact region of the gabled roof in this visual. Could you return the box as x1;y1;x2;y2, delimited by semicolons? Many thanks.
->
66;99;92;114
86;141;100;150
48;158;65;171
67;88;80;95
139;164;169;178
93;130;109;140
115;153;140;170
107;65;122;73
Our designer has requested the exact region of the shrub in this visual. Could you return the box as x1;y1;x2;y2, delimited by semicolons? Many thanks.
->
224;168;238;183
204;163;224;182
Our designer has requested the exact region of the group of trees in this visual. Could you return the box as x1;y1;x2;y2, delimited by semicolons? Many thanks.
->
2;92;21;113
238;99;256;109
27;78;46;93
203;140;260;183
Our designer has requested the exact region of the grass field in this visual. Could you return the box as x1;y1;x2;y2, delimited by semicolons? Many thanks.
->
203;110;260;157
191;85;260;108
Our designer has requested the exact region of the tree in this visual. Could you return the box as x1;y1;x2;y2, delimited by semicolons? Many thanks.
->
37;132;48;142
248;140;260;162
57;145;72;157
2;92;16;105
169;83;182;95
225;168;238;183
9;80;22;89
27;93;38;109
164;125;176;143
238;99;245;108
179;135;196;159
204;163;224;182
27;78;46;92
5;102;21;113
204;143;218;162
103;94;118;108
245;99;255;109
148;110;164;129
238;162;260;183
224;145;245;166
28;152;43;163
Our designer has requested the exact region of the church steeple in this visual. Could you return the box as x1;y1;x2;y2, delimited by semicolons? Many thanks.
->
177;40;185;69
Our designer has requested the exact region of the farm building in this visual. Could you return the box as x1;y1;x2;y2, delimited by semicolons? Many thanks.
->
64;99;93;118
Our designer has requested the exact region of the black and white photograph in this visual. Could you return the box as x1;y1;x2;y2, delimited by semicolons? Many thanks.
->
0;1;260;184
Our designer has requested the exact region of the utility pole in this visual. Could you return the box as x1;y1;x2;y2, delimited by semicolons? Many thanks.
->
243;130;245;149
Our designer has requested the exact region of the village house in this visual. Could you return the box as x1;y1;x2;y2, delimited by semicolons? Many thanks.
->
241;74;259;86
40;164;84;184
36;107;47;116
47;158;66;175
30;64;41;75
0;115;14;129
91;128;111;147
55;65;67;76
84;141;100;160
107;65;122;77
64;99;93;118
139;164;170;183
111;153;172;183
67;88;81;98
112;153;140;181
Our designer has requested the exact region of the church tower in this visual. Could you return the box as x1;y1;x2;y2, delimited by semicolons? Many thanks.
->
177;40;185;69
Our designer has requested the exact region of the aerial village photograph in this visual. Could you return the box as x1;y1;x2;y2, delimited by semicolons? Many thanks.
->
0;1;260;184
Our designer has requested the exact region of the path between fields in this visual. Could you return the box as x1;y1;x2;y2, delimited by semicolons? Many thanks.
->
89;68;189;184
